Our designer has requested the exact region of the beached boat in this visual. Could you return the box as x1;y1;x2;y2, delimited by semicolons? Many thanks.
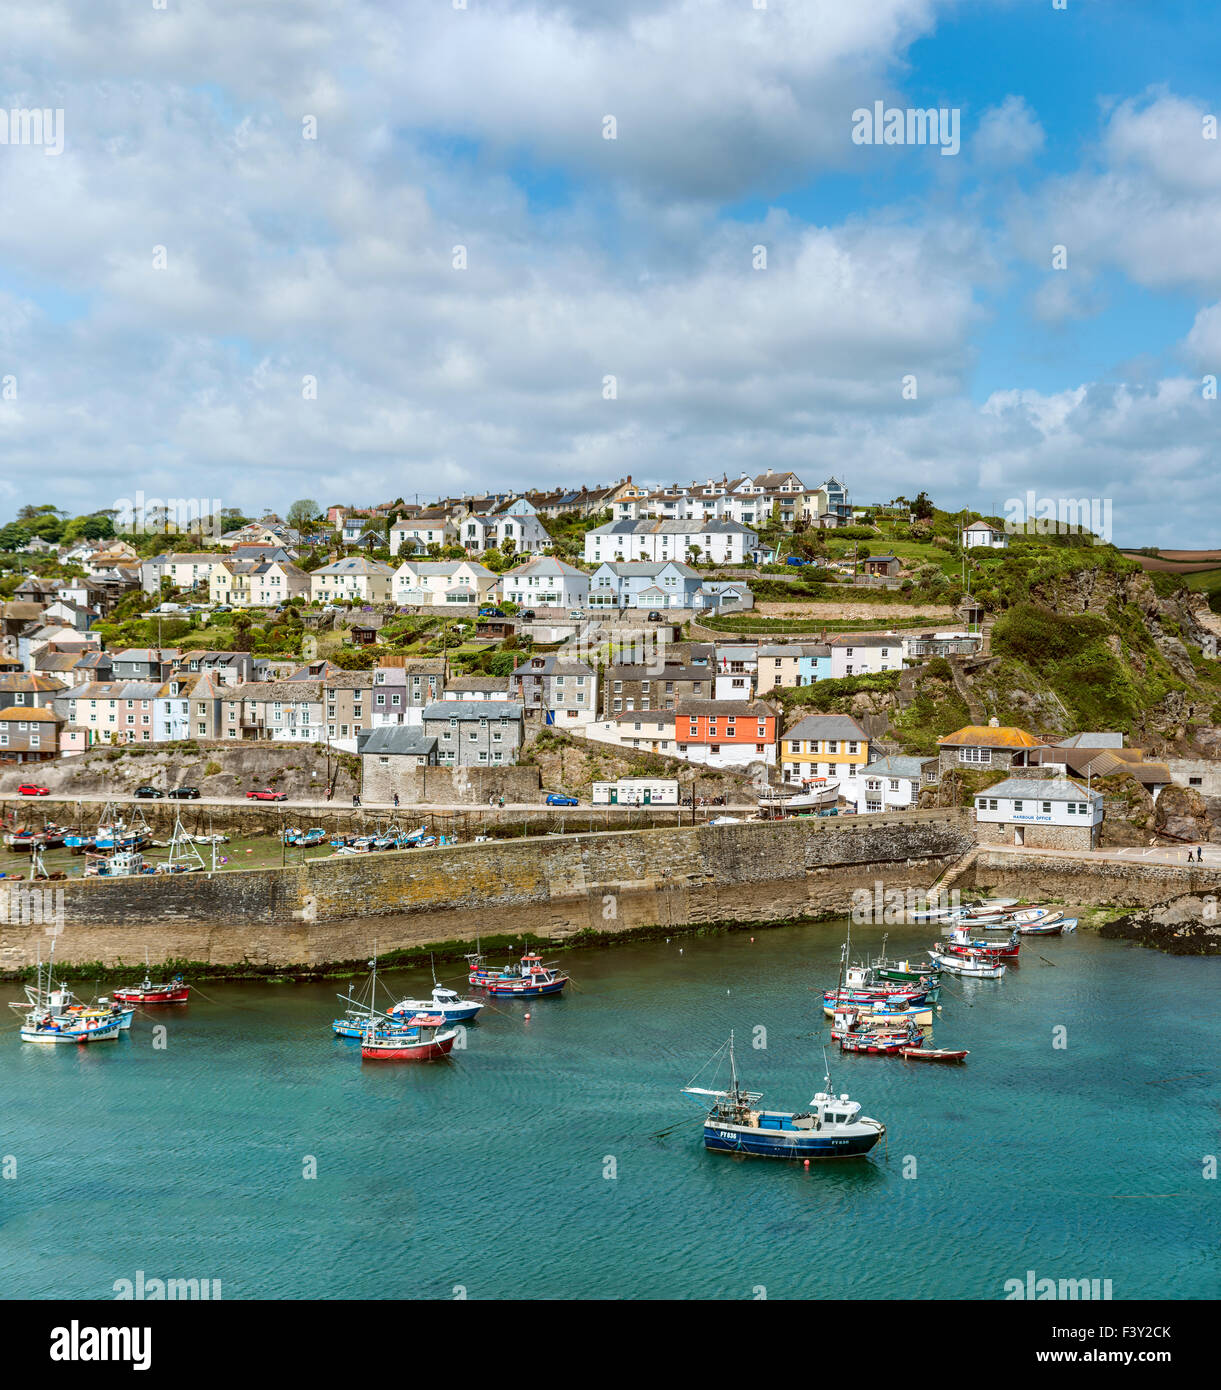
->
681;1036;885;1159
112;972;189;1005
926;948;1006;979
1016;916;1076;936
360;1013;459;1061
900;1046;968;1062
467;949;569;997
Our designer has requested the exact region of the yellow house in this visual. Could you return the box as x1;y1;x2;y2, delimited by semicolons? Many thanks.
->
210;559;255;606
780;713;869;787
309;556;395;604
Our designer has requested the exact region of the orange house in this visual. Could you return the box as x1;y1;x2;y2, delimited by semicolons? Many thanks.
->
676;699;778;767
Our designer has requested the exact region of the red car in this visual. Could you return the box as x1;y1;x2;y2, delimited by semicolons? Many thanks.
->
17;783;51;796
246;788;288;802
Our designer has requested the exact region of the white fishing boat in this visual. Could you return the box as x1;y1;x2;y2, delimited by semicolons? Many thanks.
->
389;979;483;1024
926;947;1007;979
10;948;127;1044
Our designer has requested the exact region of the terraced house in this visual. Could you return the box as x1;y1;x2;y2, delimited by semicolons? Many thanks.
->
309;556;395;603
780;714;870;787
57;681;161;744
675;699;779;768
422;700;523;767
508;653;596;726
221;680;323;742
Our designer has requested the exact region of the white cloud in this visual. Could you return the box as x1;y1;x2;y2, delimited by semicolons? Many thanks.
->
973;95;1045;166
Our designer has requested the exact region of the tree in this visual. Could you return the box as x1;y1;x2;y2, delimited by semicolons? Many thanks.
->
286;499;320;532
911;491;935;521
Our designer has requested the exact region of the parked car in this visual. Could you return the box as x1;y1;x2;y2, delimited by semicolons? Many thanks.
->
785;556;807;566
246;788;287;801
647;610;663;621
134;785;165;799
16;783;50;796
478;606;506;618
168;786;201;800
521;609;536;621
545;793;579;806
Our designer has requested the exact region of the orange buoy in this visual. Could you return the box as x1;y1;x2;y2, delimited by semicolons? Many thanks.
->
524;1012;531;1021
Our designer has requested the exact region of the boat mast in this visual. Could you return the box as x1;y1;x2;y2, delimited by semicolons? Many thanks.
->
728;1030;738;1096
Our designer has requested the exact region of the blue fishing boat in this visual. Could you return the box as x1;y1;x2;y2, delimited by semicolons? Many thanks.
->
681;1036;885;1160
390;982;483;1024
332;949;395;1037
466;948;568;997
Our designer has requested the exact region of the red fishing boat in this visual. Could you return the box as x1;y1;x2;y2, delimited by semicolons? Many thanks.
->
942;926;1019;958
112;972;190;1005
360;1013;459;1061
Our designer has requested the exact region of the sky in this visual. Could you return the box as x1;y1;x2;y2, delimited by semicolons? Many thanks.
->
0;0;1219;546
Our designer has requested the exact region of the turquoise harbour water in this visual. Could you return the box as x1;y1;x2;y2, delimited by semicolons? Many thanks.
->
1;922;1217;1301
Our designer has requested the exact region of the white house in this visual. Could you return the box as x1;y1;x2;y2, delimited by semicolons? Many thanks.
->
961;520;1009;549
827;635;903;678
583;519;757;566
591;777;680;805
309;556;395;604
389;512;458;556
392;560;497;607
713;644;757;701
841;756;932;814
249;561;310;607
499;557;590;611
973;776;1103;849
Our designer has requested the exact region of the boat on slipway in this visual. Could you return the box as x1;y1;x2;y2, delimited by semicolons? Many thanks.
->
681;1036;886;1160
360;1013;460;1061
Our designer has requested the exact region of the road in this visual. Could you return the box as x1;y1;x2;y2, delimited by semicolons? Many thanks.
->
0;792;757;814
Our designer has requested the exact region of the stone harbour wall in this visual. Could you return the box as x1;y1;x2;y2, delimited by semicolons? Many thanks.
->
0;809;974;972
970;848;1221;907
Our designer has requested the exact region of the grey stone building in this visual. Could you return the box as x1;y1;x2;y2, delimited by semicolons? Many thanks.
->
422;699;524;767
357;725;439;801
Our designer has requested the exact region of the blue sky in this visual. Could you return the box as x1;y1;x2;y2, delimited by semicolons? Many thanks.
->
0;0;1219;544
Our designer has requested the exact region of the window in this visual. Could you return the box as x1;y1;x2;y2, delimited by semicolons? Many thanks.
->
1042;802;1052;815
1013;800;1023;812
960;747;991;764
1189;776;1203;786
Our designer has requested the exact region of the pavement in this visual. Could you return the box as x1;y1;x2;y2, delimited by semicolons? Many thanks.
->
984;842;1221;869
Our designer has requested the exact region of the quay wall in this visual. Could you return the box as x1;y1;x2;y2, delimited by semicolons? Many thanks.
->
970;848;1221;906
0;810;974;972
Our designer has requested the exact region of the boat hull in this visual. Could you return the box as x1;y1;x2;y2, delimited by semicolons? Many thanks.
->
477;976;567;998
360;1034;456;1061
839;1034;920;1055
112;986;189;1004
21;1019;122;1044
901;1047;968;1062
702;1123;882;1159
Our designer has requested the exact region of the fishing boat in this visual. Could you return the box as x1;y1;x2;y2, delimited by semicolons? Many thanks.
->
466;948;569;997
389;977;484;1024
900;1046;969;1062
112;971;189;1005
9;950;126;1044
926;948;1006;979
360;1013;459;1061
681;1036;885;1159
839;1022;924;1055
332;949;394;1037
1016;914;1076;936
869;935;942;984
943;926;1020;958
83;848;148;878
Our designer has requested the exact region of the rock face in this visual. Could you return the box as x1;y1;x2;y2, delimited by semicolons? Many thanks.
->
1153;786;1216;844
1100;893;1221;955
